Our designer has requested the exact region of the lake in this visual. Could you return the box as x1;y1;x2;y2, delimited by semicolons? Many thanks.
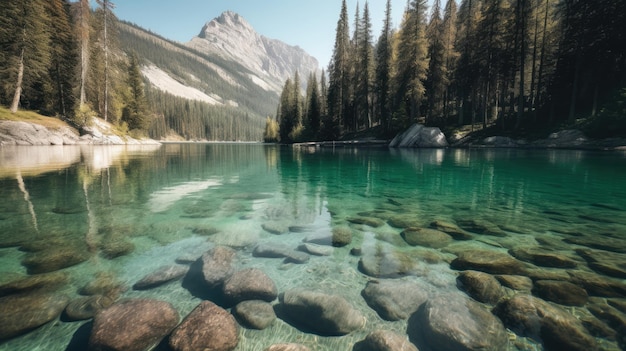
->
1;144;625;351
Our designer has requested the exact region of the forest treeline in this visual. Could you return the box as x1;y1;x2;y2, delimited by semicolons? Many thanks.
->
0;0;266;141
269;0;626;143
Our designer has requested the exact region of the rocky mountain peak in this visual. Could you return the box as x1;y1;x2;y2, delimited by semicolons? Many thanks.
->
188;11;318;93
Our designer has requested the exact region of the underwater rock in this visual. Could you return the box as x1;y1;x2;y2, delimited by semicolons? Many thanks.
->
232;300;276;330
455;218;507;237
262;221;290;235
347;216;385;228
202;246;237;288
353;330;418;351
457;270;505;305
64;295;114;321
191;226;219;236
253;243;310;264
0;292;70;340
532;280;588;306
80;271;126;299
298;243;333;256
430;220;473;240
133;264;189;290
494;294;598;351
99;236;135;259
0;271;68;297
387;215;422;229
564;236;626;254
280;288;366;336
509;246;578;268
608;299;626;314
359;243;424;278
361;279;428;321
21;246;90;274
576;248;626;279
169;301;238;351
568;270;626;298
222;268;278;304
450;249;526;275
331;226;353;247
411;294;508;351
303;233;333;246
401;227;452;248
209;229;260;249
495;274;533;292
264;344;311;351
89;299;179;351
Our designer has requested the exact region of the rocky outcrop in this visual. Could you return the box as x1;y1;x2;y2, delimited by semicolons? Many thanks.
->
389;124;449;148
89;299;179;351
0;119;159;146
279;289;365;336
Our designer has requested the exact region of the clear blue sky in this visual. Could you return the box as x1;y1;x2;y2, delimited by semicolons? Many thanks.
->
112;0;436;69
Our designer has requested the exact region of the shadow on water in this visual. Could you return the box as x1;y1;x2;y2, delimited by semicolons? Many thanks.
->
406;305;430;351
180;258;230;308
64;321;93;351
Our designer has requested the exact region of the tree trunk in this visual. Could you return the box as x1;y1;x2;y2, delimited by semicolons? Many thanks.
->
10;48;25;113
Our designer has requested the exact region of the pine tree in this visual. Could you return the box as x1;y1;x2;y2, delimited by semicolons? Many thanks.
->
263;116;280;142
393;0;429;127
95;0;116;122
45;0;78;118
304;72;321;139
357;2;374;129
426;0;446;123
0;0;51;113
122;53;148;130
72;0;90;108
376;0;394;133
325;0;350;140
278;78;295;143
441;0;459;121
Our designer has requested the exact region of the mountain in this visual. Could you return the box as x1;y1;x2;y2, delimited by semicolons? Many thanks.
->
117;12;318;141
187;11;319;93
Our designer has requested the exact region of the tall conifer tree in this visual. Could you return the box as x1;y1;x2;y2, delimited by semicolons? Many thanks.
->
376;0;394;132
325;0;350;140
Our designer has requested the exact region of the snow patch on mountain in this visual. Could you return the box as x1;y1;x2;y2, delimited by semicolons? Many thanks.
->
141;65;222;105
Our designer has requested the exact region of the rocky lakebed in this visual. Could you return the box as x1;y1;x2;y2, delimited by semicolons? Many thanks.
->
1;200;626;351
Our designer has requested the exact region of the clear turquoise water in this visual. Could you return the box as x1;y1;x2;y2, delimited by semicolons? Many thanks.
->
0;144;625;350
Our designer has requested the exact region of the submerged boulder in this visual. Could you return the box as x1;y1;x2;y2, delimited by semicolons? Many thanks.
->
64;295;114;321
494;294;597;351
532;280;588;306
232;300;276;330
389;124;448;148
353;330;418;351
89;299;179;351
279;289;365;336
169;301;238;351
359;242;424;278
0;292;70;340
133;264;189;290
457;270;505;305
202;246;237;288
450;249;526;275
361;279;429;321
222;268;278;304
264;344;311;351
411;294;508;351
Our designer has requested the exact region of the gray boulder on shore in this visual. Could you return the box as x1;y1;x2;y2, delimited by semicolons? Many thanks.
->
389;124;449;148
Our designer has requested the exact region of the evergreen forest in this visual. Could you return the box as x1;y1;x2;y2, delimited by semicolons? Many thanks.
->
0;0;268;141
269;0;626;143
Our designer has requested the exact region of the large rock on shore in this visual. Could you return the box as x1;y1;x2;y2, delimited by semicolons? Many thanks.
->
389;124;448;148
0;292;70;340
279;289;365;336
169;301;239;351
411;294;508;351
89;299;179;351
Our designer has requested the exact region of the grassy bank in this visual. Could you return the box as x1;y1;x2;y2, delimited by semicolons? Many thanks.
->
0;107;70;130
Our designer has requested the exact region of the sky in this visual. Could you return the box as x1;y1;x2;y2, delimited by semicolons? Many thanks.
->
112;0;435;69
